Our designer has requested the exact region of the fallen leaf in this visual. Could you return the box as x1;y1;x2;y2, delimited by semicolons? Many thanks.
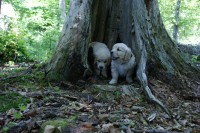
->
80;122;95;131
147;112;157;122
44;125;55;133
101;123;113;132
108;126;120;133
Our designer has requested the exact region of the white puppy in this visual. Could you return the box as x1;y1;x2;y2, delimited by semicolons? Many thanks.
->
91;42;111;78
109;43;136;84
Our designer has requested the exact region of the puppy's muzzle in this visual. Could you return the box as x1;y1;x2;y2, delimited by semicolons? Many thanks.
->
111;51;119;60
99;66;103;71
99;66;103;76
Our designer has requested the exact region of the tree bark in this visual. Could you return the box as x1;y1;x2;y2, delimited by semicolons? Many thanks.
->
173;0;181;41
46;0;91;82
46;0;200;117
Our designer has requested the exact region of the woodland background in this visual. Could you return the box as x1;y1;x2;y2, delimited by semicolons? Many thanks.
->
0;0;200;64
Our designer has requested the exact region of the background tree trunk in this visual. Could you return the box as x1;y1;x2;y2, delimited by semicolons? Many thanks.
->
173;0;181;41
0;0;1;14
59;0;67;22
46;0;200;115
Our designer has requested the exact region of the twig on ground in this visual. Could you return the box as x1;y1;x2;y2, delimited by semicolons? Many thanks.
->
0;64;35;81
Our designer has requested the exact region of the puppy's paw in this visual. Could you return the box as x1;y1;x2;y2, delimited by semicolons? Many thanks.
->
109;79;117;84
126;77;133;83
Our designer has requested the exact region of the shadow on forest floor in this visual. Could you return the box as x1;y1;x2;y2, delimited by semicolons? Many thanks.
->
0;63;199;133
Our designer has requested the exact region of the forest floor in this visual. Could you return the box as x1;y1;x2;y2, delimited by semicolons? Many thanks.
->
0;62;200;133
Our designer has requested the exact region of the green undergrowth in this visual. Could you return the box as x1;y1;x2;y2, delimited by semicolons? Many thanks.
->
0;68;25;78
191;55;200;63
0;91;30;112
0;63;48;112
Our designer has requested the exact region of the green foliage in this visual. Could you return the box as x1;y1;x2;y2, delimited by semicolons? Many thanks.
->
41;119;70;129
158;0;200;43
13;0;61;61
0;30;28;63
191;55;200;63
13;112;23;119
1;122;16;132
1;0;70;62
0;92;30;112
18;104;27;111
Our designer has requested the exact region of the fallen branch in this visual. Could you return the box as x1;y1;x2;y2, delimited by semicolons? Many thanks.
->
0;64;35;81
63;94;78;101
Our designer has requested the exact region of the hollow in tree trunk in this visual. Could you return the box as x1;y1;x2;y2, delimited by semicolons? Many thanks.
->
45;0;200;117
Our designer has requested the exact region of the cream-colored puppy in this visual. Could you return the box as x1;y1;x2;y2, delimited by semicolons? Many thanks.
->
109;43;136;84
91;42;111;78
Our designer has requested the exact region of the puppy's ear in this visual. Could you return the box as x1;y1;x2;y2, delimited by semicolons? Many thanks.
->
107;57;111;65
124;49;133;61
94;58;97;67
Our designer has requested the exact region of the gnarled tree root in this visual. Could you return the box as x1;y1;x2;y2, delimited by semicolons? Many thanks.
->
144;86;172;118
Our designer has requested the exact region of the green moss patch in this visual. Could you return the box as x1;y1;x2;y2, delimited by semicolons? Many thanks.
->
0;91;30;112
41;119;70;129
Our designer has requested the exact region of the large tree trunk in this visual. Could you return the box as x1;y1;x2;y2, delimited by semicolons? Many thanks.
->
46;0;200;116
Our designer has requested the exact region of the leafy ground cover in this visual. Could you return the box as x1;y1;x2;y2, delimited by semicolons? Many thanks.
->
0;92;30;112
0;63;199;133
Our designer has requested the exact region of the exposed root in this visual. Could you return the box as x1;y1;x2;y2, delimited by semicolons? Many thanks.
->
133;13;172;118
144;86;172;118
137;61;172;118
136;46;172;118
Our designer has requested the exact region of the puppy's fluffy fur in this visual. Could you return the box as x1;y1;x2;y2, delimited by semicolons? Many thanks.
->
109;43;136;84
90;42;111;78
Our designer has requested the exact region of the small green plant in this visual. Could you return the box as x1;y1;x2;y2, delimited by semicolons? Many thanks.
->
2;126;9;132
191;55;200;63
8;61;15;66
18;104;27;111
1;122;16;132
13;112;23;119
